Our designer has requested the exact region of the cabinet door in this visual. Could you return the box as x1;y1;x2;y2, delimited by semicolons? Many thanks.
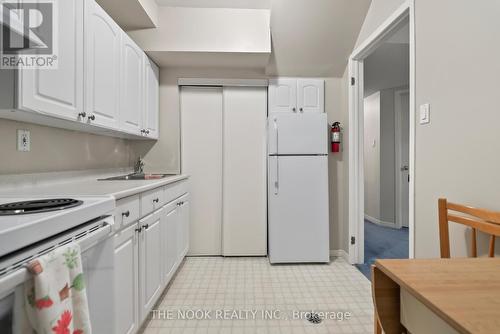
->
179;197;190;258
143;56;159;139
120;33;144;135
19;0;84;120
268;78;297;113
139;209;163;322
114;223;139;334
162;205;179;283
297;79;324;113
85;0;121;129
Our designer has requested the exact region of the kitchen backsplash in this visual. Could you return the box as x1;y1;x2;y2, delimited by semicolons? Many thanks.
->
0;119;137;175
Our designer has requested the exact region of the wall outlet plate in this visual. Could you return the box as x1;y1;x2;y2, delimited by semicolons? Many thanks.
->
17;129;31;152
419;103;430;124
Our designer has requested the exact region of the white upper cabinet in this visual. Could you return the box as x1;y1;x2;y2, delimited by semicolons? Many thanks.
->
143;56;159;139
120;33;144;136
19;0;84;120
85;0;121;129
1;0;160;140
268;79;297;113
297;79;324;113
269;78;324;114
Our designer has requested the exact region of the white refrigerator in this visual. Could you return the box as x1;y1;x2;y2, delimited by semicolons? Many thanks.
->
268;112;330;263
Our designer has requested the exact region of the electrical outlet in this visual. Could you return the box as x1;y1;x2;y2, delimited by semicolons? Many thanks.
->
17;129;30;152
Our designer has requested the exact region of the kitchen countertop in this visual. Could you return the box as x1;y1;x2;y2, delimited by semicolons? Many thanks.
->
0;169;189;200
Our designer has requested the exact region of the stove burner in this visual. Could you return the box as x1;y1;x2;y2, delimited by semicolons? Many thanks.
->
0;199;83;216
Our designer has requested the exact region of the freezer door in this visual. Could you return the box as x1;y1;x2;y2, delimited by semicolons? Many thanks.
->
268;156;330;263
268;112;328;155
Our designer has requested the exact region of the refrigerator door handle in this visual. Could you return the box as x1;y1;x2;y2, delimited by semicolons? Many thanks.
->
274;118;279;194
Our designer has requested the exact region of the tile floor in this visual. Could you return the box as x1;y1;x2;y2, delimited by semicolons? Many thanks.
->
140;256;374;334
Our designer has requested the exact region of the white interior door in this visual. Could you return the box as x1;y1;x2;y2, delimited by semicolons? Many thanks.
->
268;112;328;155
222;87;267;256
396;90;410;228
181;87;223;255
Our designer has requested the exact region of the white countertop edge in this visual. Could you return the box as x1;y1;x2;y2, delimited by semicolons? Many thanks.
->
0;169;189;200
107;175;189;199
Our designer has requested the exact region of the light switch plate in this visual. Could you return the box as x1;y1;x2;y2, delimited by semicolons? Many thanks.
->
420;103;430;124
17;129;31;152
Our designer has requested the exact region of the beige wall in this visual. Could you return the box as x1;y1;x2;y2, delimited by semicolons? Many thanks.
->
414;0;500;258
0;119;134;175
131;67;267;174
324;78;345;251
131;68;345;251
363;92;381;221
340;0;500;257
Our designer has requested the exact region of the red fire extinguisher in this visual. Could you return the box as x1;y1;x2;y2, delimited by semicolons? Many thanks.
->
331;122;341;153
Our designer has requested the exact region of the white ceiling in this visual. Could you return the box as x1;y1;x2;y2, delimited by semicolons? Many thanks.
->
154;0;371;77
156;0;271;9
266;0;372;77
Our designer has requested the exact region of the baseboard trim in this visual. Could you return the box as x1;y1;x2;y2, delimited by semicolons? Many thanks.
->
330;249;349;262
364;214;399;229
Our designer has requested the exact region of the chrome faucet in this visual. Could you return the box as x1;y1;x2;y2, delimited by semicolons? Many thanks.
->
134;157;145;174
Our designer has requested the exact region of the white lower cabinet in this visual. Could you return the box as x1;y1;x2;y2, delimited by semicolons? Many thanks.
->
162;203;179;283
139;209;164;323
114;223;140;334
113;182;189;334
178;195;190;259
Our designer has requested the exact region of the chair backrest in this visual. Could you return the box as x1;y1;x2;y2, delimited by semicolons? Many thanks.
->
438;198;500;258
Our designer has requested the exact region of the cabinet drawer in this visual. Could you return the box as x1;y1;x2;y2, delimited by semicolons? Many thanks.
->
115;195;140;229
164;180;188;203
141;187;165;216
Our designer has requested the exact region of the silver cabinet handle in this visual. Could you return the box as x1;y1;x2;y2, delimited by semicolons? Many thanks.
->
135;227;142;233
78;112;86;118
153;198;159;203
300;107;304;112
88;114;96;121
122;210;130;218
142;224;149;230
146;129;150;135
292;107;296;112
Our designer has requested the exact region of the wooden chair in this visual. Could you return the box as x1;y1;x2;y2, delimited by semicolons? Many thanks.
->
438;198;500;258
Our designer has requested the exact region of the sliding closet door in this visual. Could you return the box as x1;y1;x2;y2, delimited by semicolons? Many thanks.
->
222;87;267;256
181;87;223;255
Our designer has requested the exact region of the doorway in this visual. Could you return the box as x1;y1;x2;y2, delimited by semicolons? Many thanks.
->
348;1;415;268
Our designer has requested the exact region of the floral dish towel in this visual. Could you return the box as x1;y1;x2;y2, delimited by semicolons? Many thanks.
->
24;243;92;334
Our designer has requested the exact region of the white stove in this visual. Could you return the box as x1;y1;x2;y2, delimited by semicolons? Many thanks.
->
0;196;115;257
0;196;116;334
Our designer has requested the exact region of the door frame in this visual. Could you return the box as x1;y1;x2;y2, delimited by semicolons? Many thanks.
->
348;0;415;264
394;88;410;229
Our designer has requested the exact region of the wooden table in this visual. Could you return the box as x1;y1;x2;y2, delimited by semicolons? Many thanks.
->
372;258;500;334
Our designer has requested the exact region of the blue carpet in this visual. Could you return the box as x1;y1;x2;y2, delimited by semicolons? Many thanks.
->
355;220;408;280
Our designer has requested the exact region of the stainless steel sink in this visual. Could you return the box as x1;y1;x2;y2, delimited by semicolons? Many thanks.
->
98;173;175;181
